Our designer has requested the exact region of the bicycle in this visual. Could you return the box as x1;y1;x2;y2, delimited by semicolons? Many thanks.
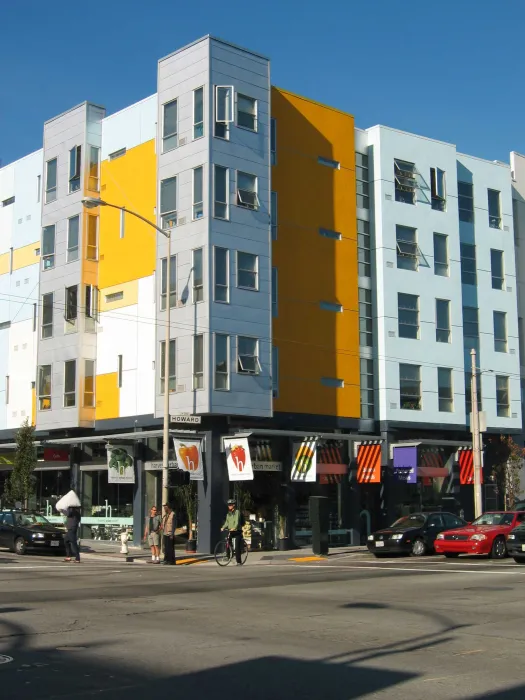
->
214;530;249;566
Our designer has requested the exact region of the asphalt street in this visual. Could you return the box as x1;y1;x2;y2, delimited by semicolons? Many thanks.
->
1;551;525;699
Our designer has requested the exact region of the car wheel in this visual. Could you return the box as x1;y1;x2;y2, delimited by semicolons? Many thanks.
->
411;538;426;557
513;556;525;564
444;553;460;558
14;537;26;556
490;536;507;560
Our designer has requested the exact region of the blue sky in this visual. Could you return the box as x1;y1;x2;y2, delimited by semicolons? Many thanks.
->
1;0;523;166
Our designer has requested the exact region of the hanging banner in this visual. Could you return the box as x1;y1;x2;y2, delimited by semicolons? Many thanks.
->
291;438;317;482
392;446;417;484
357;443;381;484
107;445;135;484
224;437;254;481
172;438;204;481
458;448;482;485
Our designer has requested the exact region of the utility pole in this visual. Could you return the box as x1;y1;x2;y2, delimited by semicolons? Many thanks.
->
471;348;483;518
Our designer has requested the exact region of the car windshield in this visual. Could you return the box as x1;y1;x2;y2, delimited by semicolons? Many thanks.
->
16;513;51;527
471;513;514;526
390;514;426;529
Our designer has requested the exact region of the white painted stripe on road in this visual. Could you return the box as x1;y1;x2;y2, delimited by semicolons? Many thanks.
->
265;563;525;575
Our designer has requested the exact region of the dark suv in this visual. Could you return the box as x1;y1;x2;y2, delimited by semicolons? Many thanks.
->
0;510;66;555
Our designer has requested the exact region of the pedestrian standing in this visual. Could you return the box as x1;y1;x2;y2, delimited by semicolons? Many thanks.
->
161;502;176;565
64;506;81;563
144;506;161;563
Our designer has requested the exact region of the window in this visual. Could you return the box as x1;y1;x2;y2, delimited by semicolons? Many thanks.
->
215;334;229;390
318;156;340;169
193;335;204;389
496;375;510;417
109;147;126;160
398;293;419;339
159;339;176;394
87;215;98;260
463;306;479;339
491;249;504;290
193;166;204;219
272;267;278;318
2;196;14;207
214;165;228;219
494;311;507;352
430;167;446;211
396;225;418;271
193;87;204;139
193;248;203;302
45;158;57;203
238;336;261;374
399;363;421;410
69;145;81;193
117;354;123;388
272;346;279;398
488;189;501;229
67;215;80;262
120;209;125;238
394;159;417;204
270;118;277;165
433;233;449;276
438;368;453;412
214;247;229;302
37;174;41;202
237;251;258;290
360;358;375;419
88;147;100;191
38;365;52;410
436;299;451;343
458;181;474;222
105;291;123;303
466;374;482;415
321;377;344;388
215;86;233;139
358;219;371;276
320;301;343;313
85;284;99;332
460;243;477;285
84;360;95;407
160;255;176;310
356;152;369;209
64;360;76;407
359;287;373;347
160;176;177;229
319;228;342;241
42;225;55;270
237;94;257;131
5;376;8;405
65;285;78;332
237;171;259;210
41;293;53;339
271;191;278;239
162;99;178;152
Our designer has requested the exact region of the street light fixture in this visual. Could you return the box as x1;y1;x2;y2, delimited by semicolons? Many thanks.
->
81;197;173;507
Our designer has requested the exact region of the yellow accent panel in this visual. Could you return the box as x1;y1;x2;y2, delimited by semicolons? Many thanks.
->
0;253;8;276
99;279;138;312
99;140;156;289
12;242;40;271
95;372;119;420
31;386;36;427
271;87;359;419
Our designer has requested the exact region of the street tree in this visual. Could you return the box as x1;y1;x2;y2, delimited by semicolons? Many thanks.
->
4;419;37;509
487;435;525;509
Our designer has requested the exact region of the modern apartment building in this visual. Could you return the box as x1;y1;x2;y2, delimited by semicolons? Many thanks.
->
0;35;521;550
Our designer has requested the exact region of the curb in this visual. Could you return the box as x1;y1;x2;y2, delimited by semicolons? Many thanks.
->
79;552;213;565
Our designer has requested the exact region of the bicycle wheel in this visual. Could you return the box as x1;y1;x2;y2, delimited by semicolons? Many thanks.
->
239;539;249;565
214;539;232;566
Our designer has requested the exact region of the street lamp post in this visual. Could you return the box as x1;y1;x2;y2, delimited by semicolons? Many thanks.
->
82;197;172;506
470;348;482;519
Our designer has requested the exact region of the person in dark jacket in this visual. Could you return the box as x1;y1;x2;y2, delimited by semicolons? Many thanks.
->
64;506;81;563
161;503;176;565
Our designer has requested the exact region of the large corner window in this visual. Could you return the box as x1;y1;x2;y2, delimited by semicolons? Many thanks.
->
42;225;56;270
359;288;373;347
215;334;229;390
38;364;52;410
193;166;204;220
160;176;177;229
356;152;369;209
460;243;477;286
193;335;204;390
64;360;76;408
215;85;234;139
41;293;53;339
458;181;474;223
193;87;204;139
162;99;178;152
69;146;81;193
214;165;229;220
360;358;374;419
67;215;80;262
214;247;229;303
193;248;204;303
357;219;371;276
159;339;176;394
88;146;100;192
45;158;57;203
65;285;78;333
160;255;176;310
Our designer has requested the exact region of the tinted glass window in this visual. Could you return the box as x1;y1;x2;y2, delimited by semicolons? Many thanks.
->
427;514;444;528
443;513;464;528
3;513;14;526
391;514;426;528
471;513;514;526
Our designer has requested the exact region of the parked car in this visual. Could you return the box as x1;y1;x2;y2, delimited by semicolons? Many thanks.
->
504;521;525;563
367;512;466;557
0;510;66;555
434;511;525;559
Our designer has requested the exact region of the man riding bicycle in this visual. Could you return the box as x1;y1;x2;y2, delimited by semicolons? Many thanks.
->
222;499;243;565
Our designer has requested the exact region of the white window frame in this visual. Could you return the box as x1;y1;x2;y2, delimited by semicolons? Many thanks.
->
237;94;257;132
192;248;204;303
237;336;262;375
41;292;53;339
193;166;204;220
193;87;204;140
162;99;178;153
488;188;502;229
433;233;449;277
160;255;177;311
396;225;420;271
63;359;76;408
237;251;258;291
491;249;504;290
496;375;510;417
38;364;52;411
42;225;56;270
69;145;81;193
435;298;451;343
84;359;95;408
214;333;230;391
493;311;508;353
160;176;177;229
237;171;260;210
213;165;229;220
67;215;80;262
215;86;234;123
394;159;417;205
45;158;57;204
437;367;454;413
193;334;204;390
214;247;229;303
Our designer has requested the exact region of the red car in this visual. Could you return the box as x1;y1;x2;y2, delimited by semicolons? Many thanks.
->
434;511;525;559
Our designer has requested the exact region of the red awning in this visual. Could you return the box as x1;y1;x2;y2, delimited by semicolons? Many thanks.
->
418;466;448;478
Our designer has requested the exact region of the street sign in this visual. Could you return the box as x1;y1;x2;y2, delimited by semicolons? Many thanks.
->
170;414;202;425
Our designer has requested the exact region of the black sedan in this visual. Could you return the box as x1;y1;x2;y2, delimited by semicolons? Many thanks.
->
367;512;467;557
0;510;66;555
505;523;525;563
